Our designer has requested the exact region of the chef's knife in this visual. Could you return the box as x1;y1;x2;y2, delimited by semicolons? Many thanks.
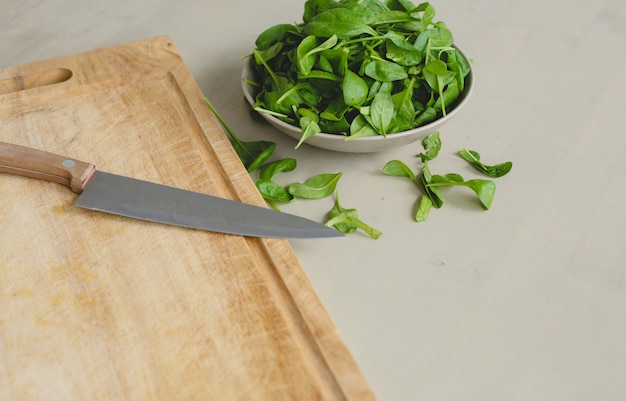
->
0;141;343;239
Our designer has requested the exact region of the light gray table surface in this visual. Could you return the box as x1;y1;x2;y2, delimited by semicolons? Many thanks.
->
3;1;626;400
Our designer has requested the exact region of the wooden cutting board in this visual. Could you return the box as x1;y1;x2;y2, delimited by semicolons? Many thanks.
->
0;36;376;401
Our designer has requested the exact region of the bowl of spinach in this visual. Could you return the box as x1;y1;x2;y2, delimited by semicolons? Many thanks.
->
242;0;474;153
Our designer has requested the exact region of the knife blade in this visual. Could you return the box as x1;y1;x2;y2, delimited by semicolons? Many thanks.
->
0;141;343;239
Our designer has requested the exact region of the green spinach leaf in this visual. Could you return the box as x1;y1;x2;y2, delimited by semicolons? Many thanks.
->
459;148;513;178
417;131;441;162
296;116;322;149
326;193;382;239
347;115;378;139
419;160;444;208
205;98;275;172
428;174;496;210
259;158;297;180
288;172;343;199
384;31;422;66
415;195;433;222
256;179;294;210
304;7;378;38
364;59;409;82
383;130;505;221
342;68;369;106
369;90;395;135
255;24;297;50
297;34;339;75
423;60;455;115
382;159;418;182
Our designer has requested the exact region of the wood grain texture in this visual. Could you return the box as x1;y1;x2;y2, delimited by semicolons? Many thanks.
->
0;36;376;401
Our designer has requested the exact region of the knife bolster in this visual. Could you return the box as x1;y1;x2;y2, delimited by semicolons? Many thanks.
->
0;141;96;193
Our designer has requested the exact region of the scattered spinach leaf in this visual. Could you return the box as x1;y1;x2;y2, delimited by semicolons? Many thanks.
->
383;131;501;221
255;158;298;210
259;158;297;180
205;98;275;172
326;192;382;239
382;159;417;182
415;195;433;222
288;172;343;199
428;175;496;210
383;132;442;220
459;148;513;178
417;131;441;162
419;160;444;209
256;179;294;211
382;157;440;221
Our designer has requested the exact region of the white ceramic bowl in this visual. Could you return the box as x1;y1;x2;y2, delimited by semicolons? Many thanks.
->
241;49;474;153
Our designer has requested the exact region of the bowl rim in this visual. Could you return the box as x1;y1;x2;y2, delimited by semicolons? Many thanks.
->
241;45;474;144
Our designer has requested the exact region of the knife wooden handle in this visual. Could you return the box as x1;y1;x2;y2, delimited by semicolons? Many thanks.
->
0;141;96;193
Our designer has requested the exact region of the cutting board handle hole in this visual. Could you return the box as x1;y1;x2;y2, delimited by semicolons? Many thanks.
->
0;68;73;95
